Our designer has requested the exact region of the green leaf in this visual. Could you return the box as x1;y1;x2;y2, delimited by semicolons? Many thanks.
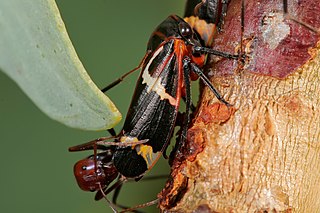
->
0;0;122;131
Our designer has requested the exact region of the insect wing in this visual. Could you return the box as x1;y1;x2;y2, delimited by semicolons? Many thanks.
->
114;40;183;178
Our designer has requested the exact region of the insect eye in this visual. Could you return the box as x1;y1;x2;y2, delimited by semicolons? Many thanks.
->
178;22;193;38
82;166;87;171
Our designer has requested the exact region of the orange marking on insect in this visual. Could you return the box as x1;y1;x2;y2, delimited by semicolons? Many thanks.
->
135;144;155;168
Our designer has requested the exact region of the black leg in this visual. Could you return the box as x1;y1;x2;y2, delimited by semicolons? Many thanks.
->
181;58;192;144
170;58;192;157
108;128;117;137
68;137;113;152
112;175;167;212
112;182;123;204
182;96;196;112
110;180;144;213
101;177;127;198
190;62;231;106
193;46;239;59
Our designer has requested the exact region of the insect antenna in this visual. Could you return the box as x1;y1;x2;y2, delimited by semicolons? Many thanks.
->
101;53;150;93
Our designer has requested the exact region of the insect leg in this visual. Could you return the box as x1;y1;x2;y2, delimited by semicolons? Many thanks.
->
95;177;144;212
111;174;168;212
181;57;192;144
193;45;239;59
182;96;196;112
112;183;123;205
69;137;149;152
96;139;149;147
119;199;159;213
169;57;192;159
68;137;114;152
190;62;231;106
109;179;144;213
96;183;118;212
96;176;127;201
108;128;117;137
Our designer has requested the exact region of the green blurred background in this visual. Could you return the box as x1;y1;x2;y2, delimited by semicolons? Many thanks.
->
0;0;185;212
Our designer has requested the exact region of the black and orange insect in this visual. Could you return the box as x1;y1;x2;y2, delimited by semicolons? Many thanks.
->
69;2;238;211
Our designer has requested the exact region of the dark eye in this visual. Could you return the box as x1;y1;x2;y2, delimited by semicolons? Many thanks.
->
82;165;87;171
179;22;193;38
